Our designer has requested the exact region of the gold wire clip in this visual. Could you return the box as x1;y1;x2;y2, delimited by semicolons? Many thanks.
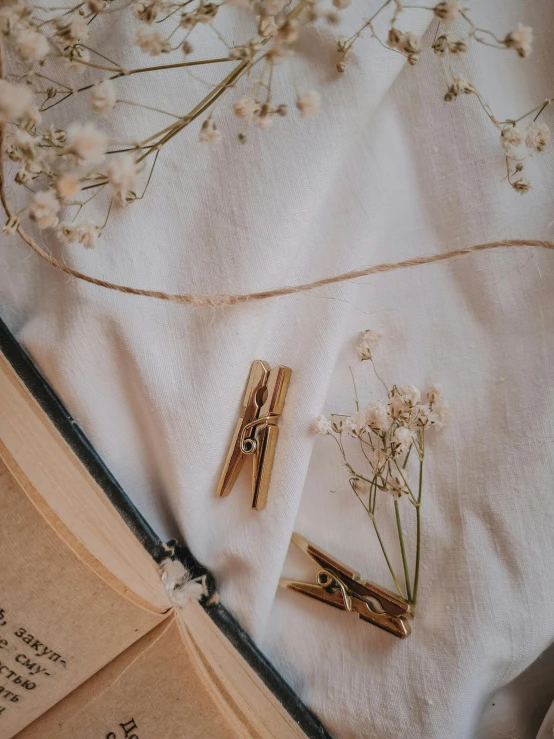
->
217;360;292;510
279;533;412;638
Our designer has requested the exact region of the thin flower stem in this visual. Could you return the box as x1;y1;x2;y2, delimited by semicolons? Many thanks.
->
135;57;250;163
349;366;359;412
371;513;405;600
393;458;418;506
100;196;114;229
394;499;412;602
115;99;182;118
370;357;389;397
412;436;424;606
135;147;160;199
80;43;122;67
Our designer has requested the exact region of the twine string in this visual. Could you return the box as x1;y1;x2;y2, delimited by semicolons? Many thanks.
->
2;211;553;306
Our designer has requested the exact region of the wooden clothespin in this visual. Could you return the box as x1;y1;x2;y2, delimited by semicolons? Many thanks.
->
217;360;292;510
279;533;412;638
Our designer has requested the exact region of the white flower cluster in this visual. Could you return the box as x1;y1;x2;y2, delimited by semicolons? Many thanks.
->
499;121;551;195
356;328;383;360
504;23;533;59
312;329;448;606
501;121;551;155
387;28;421;65
311;331;447;500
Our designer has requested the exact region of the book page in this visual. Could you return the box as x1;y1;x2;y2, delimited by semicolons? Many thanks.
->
0;352;168;611
0;457;168;739
16;616;244;739
16;608;309;739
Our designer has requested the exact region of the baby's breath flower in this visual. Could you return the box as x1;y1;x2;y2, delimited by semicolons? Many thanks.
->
368;449;388;472
258;15;278;37
433;1;461;22
15;161;42;184
199;118;222;143
386;467;408;497
312;415;332;435
29;190;61;230
525;121;550;153
180;3;218;28
504;23;533;58
433;33;467;57
365;402;389;432
75;222;100;248
229;39;262;61
254;103;274;130
133;0;162;24
351;478;371;496
233;95;260;121
58;220;101;248
346;410;367;435
107;153;139;204
356;328;383;361
135;27;167;55
444;75;472;101
388;28;420;62
56;173;81;201
90;79;117;117
296;91;321;118
426;384;442;404
0;81;33;122
331;416;346;433
276;18;300;44
42;125;66;147
65;122;107;165
511;177;531;194
56;14;89;43
63;44;90;72
427;402;449;429
389;385;421;417
14;130;37;160
0;6;21;35
20;105;41;132
392;426;413;456
3;214;20;236
13;28;49;63
332;0;351;9
500;125;525;153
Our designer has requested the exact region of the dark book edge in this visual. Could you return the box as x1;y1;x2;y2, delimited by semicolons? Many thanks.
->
0;316;332;739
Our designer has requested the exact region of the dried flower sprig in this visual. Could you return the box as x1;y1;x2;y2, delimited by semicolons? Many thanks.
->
0;0;548;254
0;0;339;245
443;80;552;195
335;2;551;194
311;330;448;606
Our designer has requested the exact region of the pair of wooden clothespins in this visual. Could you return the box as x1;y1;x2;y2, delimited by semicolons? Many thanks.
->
217;361;411;638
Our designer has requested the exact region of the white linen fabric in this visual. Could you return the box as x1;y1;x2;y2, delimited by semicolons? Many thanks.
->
1;2;554;736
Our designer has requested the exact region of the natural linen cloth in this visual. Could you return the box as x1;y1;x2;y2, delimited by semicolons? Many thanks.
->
1;2;554;737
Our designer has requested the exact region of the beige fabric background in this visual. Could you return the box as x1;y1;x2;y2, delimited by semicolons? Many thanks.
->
1;2;553;736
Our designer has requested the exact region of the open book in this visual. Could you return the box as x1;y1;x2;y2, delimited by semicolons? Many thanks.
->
0;319;330;739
